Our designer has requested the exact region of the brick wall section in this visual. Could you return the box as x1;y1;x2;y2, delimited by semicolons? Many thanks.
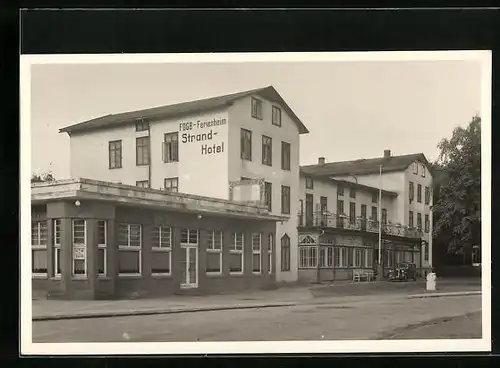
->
32;200;277;300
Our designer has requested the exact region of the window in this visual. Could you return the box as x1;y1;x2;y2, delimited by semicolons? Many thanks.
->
252;233;262;274
305;177;314;189
207;230;223;274
354;249;362;267
409;211;414;228
349;187;356;199
136;180;149;188
136;136;150;166
337;200;344;215
425;214;430;233
281;185;291;214
327;247;334;267
241;128;252;160
281;234;291;271
118;224;142;276
417;184;422;203
320;196;328;214
421;164;426;177
299;246;317;268
251;97;263;120
409;181;415;202
371;206;378;222
135;118;149;132
180;228;199;245
230;232;244;274
53;219;61;277
72;219;87;277
152;226;172;275
337;184;344;196
164;177;179;192
334;247;341;267
264;182;272;211
272;105;282;126
32;221;47;276
417;213;422;231
372;191;378;203
424;243;429;261
425;186;431;205
349;202;356;223
109;140;122;169
281;141;291;170
163;132;179;162
382;209;387;224
262;135;272;166
413;162;419;174
342;247;350;267
365;249;373;268
268;233;274;274
97;220;107;277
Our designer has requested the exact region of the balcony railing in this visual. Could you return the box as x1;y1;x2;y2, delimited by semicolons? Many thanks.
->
298;211;423;239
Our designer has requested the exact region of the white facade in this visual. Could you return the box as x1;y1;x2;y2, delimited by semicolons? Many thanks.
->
67;92;303;282
303;158;434;268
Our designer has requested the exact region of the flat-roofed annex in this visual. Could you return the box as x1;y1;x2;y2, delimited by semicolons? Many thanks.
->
31;178;289;222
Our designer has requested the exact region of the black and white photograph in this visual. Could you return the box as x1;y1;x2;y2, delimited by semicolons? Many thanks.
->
20;51;491;355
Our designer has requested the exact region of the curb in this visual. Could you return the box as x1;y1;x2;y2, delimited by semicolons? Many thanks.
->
407;291;481;299
32;302;298;322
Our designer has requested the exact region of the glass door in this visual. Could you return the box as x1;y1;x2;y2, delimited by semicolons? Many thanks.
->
180;246;198;288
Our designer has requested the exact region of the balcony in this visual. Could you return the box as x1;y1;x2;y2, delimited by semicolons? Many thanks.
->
298;212;423;239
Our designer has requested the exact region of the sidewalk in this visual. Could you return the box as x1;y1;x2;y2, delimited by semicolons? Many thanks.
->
32;279;482;321
32;286;314;321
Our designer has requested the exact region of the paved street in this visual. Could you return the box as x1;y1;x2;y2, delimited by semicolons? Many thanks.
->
32;293;481;343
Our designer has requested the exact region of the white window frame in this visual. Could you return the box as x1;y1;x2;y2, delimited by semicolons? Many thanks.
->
326;246;334;268
334;247;342;268
118;223;142;277
53;219;62;278
365;248;373;268
299;246;318;269
252;233;262;274
207;230;223;275
268;233;273;274
32;221;48;278
72;219;87;278
97;220;107;277
230;232;244;275
354;248;362;268
341;247;349;268
151;225;172;276
421;164;426;177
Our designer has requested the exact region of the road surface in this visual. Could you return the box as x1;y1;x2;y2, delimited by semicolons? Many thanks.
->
32;294;481;343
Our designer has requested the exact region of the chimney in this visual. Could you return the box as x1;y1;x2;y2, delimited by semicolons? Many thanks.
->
318;157;326;165
384;149;391;158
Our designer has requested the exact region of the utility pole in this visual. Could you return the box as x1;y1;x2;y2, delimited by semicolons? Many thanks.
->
377;165;383;281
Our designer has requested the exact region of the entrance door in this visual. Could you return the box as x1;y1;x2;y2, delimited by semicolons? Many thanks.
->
180;246;198;288
320;196;328;227
305;194;314;227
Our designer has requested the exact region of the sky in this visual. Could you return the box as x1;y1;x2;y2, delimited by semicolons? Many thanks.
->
29;58;482;179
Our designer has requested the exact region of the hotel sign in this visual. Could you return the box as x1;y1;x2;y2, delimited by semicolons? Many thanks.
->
179;117;227;155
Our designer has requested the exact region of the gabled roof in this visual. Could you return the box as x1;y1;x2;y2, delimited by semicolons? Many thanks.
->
59;85;309;135
300;153;431;178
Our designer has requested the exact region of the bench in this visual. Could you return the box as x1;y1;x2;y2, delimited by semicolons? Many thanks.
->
353;269;376;283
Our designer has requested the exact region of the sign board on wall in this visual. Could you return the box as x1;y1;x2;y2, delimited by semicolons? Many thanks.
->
177;112;229;200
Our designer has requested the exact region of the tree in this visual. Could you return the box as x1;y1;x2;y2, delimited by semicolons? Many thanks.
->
432;115;481;265
31;172;55;183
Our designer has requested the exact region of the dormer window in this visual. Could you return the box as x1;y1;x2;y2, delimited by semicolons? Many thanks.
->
135;118;149;132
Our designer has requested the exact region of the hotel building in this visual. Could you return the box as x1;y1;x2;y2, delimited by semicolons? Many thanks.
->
297;151;433;282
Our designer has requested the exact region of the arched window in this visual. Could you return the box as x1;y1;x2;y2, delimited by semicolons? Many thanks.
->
281;234;291;272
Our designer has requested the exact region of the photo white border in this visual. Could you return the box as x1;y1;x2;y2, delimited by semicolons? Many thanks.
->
20;50;492;355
